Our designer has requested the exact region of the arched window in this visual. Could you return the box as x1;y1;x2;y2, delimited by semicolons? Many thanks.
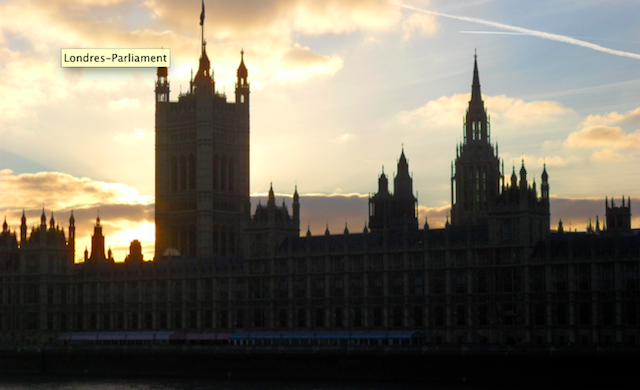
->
229;228;235;256
180;224;188;256
212;225;219;256
188;154;196;190
221;156;228;191
171;225;179;251
188;224;197;257
170;156;178;192
180;155;187;191
228;157;235;193
220;226;228;257
213;155;220;190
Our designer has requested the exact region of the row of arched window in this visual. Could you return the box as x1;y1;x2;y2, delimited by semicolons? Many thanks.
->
170;224;238;258
169;154;236;193
212;224;237;257
170;155;196;192
170;224;197;258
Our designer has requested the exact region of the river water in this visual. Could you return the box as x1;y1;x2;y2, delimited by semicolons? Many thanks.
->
0;377;613;390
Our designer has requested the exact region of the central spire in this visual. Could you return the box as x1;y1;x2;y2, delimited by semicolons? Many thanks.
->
471;51;482;105
465;51;488;143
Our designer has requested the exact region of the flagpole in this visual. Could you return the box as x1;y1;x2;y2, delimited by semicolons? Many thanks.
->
200;0;205;53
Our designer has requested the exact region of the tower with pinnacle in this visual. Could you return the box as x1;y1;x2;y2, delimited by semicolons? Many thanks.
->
452;54;550;245
451;53;501;226
155;6;250;259
368;148;418;231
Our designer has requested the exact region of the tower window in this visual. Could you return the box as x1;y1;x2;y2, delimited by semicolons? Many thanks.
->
213;155;219;190
229;157;235;192
188;154;196;190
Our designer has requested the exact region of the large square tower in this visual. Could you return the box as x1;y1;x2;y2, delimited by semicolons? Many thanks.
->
154;44;250;258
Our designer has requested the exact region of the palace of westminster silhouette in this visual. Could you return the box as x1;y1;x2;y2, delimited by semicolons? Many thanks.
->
0;40;637;347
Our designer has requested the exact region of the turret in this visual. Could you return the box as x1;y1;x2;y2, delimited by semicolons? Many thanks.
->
155;66;170;103
293;185;300;235
541;163;549;199
378;167;389;194
20;210;26;246
68;210;76;260
394;148;413;198
194;42;214;95
519;159;527;190
89;214;106;261
235;49;250;106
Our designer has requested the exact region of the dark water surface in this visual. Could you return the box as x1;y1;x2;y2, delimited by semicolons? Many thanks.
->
0;376;621;390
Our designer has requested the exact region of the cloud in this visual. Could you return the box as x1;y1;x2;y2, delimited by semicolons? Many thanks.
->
0;170;154;262
547;196;637;231
564;126;640;150
581;107;640;128
402;12;439;41
589;149;632;162
0;169;153;211
114;127;150;144
274;43;344;81
108;97;140;109
398;94;572;129
334;133;356;143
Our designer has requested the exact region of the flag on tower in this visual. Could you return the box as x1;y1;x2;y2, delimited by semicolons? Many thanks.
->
200;0;205;26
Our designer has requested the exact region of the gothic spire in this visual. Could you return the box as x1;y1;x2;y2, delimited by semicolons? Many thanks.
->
471;51;481;104
465;52;488;143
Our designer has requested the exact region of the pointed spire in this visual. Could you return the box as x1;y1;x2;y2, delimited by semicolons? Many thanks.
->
306;223;311;237
595;215;600;233
558;219;564;234
40;207;46;226
363;222;369;234
397;147;409;176
471;50;481;104
268;182;275;207
21;209;26;224
2;215;7;233
325;223;330;236
49;211;55;229
237;48;248;84
69;210;75;225
344;222;349;235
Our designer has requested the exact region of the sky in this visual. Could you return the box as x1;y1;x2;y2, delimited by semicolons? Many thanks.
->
0;0;639;262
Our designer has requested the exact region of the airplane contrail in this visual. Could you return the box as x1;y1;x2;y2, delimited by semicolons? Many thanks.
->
391;2;640;61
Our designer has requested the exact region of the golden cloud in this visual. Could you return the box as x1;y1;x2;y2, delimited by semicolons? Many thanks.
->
0;169;153;211
0;169;155;262
397;94;572;129
564;126;640;150
581;107;640;128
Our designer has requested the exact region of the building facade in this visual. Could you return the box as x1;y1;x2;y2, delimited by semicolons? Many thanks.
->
0;51;637;347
